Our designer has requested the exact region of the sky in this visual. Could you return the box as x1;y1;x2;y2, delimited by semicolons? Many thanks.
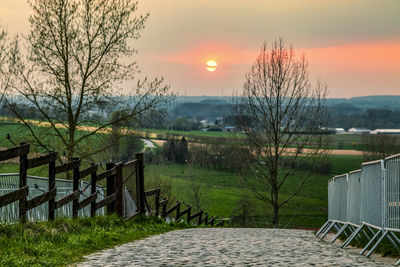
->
0;0;399;98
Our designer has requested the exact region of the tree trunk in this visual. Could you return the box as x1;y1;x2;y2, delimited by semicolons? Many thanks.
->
272;204;279;228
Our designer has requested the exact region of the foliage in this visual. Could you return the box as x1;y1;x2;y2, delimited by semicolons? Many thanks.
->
162;137;188;163
187;141;246;172
172;102;231;120
171;117;201;131
0;215;190;267
136;108;172;129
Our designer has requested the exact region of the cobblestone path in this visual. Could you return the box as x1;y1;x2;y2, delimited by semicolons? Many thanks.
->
77;228;390;266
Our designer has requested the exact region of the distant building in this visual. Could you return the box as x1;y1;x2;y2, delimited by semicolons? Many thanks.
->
199;119;215;127
371;129;400;135
223;126;236;132
320;127;345;133
348;128;371;134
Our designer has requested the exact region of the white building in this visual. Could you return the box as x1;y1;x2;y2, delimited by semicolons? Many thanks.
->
348;128;371;134
371;129;400;135
320;127;345;133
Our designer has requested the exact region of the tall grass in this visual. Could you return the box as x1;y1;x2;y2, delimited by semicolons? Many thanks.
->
0;215;191;267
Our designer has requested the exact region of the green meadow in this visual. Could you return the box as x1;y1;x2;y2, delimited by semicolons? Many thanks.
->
144;154;363;228
1;121;365;228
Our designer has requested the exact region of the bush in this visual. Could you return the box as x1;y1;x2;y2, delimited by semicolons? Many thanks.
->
206;127;222;132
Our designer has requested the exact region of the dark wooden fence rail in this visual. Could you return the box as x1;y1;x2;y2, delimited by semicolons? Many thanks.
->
0;143;229;226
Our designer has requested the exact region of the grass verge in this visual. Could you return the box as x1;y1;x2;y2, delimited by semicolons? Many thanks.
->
0;215;192;267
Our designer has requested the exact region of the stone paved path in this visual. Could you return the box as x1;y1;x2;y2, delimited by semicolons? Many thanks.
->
77;228;391;266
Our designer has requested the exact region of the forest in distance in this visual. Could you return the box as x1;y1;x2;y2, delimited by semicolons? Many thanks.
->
2;95;400;132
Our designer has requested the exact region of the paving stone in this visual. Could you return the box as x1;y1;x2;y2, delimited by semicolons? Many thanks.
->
76;228;392;266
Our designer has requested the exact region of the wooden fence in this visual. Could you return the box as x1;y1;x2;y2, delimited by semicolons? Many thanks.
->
0;143;229;226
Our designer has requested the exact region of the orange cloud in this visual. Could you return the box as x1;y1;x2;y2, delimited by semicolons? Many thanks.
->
141;40;400;97
304;40;400;75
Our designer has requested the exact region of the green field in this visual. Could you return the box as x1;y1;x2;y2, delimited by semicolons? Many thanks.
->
139;128;375;151
0;120;366;228
0;120;375;151
144;154;363;228
1;154;362;228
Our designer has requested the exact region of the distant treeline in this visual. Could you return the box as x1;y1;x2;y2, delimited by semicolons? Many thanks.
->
2;95;400;130
327;106;400;129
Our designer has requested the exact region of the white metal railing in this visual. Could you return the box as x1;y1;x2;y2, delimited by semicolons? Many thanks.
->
317;154;400;264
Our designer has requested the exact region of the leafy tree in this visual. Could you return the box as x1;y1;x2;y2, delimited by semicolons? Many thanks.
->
171;117;200;131
234;39;328;228
162;136;188;163
175;137;188;163
4;0;169;162
163;139;176;162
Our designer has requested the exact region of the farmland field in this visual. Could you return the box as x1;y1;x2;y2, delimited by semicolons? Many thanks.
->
0;120;370;228
144;154;363;228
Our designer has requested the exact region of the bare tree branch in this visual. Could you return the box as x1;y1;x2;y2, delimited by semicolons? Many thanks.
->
234;38;328;228
5;0;170;162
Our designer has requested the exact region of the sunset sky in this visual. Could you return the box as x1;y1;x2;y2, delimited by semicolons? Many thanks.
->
0;0;399;98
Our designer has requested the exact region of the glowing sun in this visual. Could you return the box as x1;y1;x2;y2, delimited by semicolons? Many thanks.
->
206;60;218;72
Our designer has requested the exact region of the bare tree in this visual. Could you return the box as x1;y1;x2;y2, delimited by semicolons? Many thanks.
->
5;0;170;161
0;26;12;104
234;39;328;228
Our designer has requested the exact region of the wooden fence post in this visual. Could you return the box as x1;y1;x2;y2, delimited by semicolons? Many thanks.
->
48;152;57;221
155;191;160;217
115;163;123;217
135;153;145;214
18;143;29;223
72;158;80;219
106;162;116;215
161;198;167;218
90;163;97;218
197;210;203;226
175;202;181;221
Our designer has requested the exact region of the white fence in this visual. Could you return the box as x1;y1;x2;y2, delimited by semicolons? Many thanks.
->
317;154;400;264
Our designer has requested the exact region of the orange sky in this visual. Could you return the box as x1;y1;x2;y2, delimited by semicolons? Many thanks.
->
1;0;399;97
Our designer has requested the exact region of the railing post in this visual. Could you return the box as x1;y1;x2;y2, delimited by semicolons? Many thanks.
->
72;158;81;219
115;163;123;217
197;210;203;226
175;202;181;221
90;163;97;218
155;191;160;217
19;143;29;223
106;162;116;215
48;152;57;221
135;153;145;214
162;198;167;218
